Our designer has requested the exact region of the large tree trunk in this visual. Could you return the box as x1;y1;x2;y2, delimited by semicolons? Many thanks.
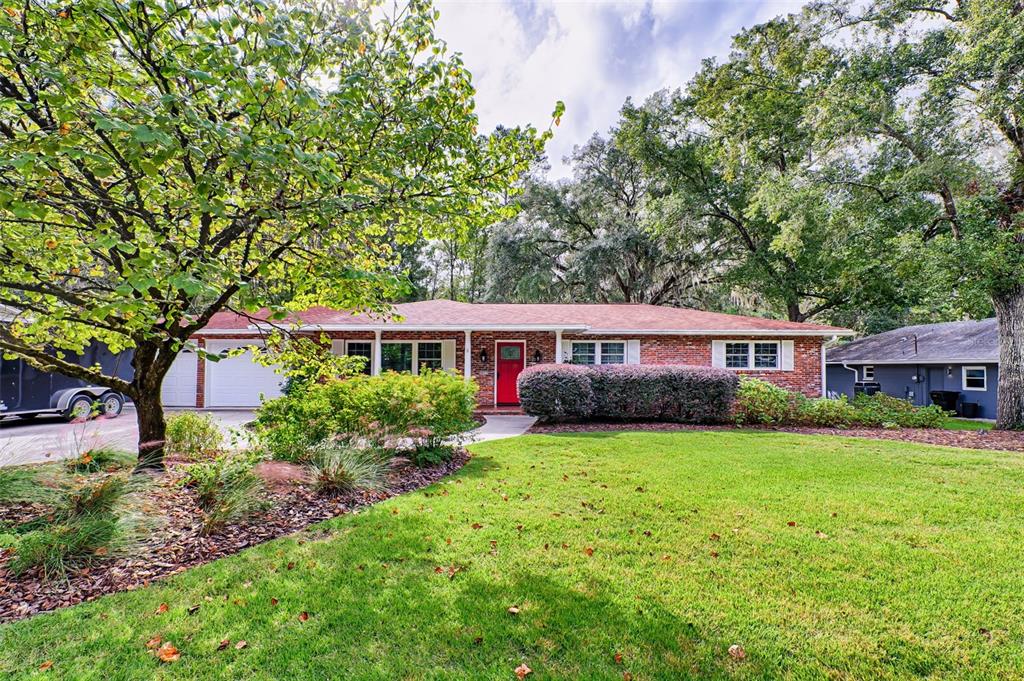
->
993;285;1024;430
129;340;177;470
134;390;168;470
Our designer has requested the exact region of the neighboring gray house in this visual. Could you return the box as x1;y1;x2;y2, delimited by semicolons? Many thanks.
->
826;319;999;418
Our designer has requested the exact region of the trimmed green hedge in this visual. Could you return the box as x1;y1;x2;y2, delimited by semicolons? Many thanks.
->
518;364;738;423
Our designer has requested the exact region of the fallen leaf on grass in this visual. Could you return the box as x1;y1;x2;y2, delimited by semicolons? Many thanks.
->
815;530;829;539
156;643;180;663
271;598;279;606
623;672;633;680
145;636;162;650
709;533;720;541
39;661;53;671
234;640;248;650
471;523;483;530
217;639;230;651
728;644;746;660
515;663;532;678
584;547;594;557
155;603;169;614
507;605;520;615
613;652;623;664
298;611;310;622
787;521;797;527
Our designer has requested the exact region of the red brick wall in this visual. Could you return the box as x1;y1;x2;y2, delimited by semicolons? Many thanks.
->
563;334;824;397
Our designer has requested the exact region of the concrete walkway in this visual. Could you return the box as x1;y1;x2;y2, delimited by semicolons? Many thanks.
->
466;415;536;443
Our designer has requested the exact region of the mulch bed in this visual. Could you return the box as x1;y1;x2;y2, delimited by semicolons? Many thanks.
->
0;451;468;624
529;421;1024;452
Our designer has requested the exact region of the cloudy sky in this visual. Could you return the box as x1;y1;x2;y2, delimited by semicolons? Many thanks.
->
434;0;807;178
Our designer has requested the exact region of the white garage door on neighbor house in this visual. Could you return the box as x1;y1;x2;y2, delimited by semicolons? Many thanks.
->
203;340;284;408
160;349;198;407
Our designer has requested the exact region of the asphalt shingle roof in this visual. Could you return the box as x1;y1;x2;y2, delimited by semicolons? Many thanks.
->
204;299;849;335
826;319;998;364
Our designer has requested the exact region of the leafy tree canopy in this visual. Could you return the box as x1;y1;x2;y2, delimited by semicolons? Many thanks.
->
0;0;557;461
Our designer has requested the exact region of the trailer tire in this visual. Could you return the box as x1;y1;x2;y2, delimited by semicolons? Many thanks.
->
64;394;96;421
100;392;124;417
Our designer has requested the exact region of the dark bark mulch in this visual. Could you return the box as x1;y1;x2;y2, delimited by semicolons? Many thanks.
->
0;451;468;624
529;421;1024;452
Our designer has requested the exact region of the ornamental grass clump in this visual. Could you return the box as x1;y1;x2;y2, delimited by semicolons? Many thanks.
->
308;441;389;497
181;451;267;534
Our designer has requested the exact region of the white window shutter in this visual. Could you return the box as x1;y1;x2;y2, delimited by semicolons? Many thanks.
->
626;340;641;364
561;340;572;362
441;339;457;371
781;340;795;370
711;340;726;368
331;339;346;355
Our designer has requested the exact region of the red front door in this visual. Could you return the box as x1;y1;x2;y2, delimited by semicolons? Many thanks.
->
496;342;525;405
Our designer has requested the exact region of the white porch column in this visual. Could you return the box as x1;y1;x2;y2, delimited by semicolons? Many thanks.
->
372;329;382;376
555;329;564;363
464;330;472;379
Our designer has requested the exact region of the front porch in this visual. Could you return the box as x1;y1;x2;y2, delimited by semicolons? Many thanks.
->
325;328;571;408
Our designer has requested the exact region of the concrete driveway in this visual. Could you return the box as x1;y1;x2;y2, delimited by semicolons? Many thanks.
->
0;407;255;467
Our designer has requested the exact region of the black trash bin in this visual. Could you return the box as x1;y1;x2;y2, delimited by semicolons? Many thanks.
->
930;390;960;413
960;402;979;418
854;381;881;396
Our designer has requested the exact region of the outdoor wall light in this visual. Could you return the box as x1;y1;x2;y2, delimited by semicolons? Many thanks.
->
480;348;488;363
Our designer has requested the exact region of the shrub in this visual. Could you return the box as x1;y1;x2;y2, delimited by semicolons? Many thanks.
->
307;441;388;496
588;365;737;423
517;364;595;421
8;515;119;578
165;412;223;459
255;370;478;461
734;377;795;425
519;364;737;423
181;451;266;533
795;395;858;427
850;393;946;428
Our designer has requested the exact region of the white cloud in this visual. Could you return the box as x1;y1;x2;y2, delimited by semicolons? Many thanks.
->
434;0;807;178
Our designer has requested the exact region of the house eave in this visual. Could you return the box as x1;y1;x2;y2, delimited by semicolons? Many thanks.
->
826;358;999;365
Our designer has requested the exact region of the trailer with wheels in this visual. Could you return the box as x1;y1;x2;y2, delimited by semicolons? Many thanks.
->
0;343;130;421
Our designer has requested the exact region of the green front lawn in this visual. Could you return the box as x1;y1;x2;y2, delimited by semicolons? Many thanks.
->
2;431;1024;679
939;416;995;431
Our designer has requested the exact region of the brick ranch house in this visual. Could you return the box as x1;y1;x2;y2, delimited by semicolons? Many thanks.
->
160;299;852;410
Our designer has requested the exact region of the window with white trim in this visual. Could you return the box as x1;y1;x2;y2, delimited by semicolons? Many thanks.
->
381;342;413;373
571;341;627;365
862;365;875;381
346;341;373;375
723;341;781;370
962;366;987;391
417;342;443;372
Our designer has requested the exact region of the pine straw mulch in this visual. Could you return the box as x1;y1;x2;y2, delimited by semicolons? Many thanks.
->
0;450;468;624
528;421;1024;453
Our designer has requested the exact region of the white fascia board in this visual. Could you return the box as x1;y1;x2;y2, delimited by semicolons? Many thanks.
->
280;324;591;332
581;328;855;337
825;359;999;365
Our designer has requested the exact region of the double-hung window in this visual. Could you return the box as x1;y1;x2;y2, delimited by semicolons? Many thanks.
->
862;365;875;381
345;341;373;375
723;341;780;370
417;342;443;372
571;341;627;365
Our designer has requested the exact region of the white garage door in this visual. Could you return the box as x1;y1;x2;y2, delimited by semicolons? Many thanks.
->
205;340;284;408
161;350;198;407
